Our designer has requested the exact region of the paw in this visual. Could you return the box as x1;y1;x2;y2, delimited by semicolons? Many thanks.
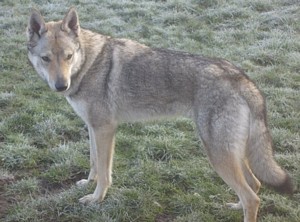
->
76;179;89;187
79;194;98;204
226;201;243;210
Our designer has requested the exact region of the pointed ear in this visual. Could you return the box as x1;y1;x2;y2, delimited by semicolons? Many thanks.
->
27;8;47;39
61;7;80;36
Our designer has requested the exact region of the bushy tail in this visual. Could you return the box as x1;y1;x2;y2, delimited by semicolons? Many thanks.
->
247;117;294;194
241;79;294;194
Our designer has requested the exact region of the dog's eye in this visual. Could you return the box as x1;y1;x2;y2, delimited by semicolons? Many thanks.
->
67;54;73;60
41;56;50;62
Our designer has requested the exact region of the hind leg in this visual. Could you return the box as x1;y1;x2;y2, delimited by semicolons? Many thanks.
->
226;160;261;210
209;152;260;222
196;100;260;221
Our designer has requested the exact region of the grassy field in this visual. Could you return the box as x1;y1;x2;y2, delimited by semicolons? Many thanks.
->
0;0;299;221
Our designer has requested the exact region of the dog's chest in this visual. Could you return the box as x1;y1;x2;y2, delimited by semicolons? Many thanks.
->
66;97;89;124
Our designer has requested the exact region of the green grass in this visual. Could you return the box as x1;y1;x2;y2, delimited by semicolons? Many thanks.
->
0;0;299;221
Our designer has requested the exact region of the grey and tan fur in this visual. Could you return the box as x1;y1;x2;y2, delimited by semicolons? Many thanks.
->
27;8;293;222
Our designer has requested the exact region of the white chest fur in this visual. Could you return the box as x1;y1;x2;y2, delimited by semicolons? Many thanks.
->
66;97;89;124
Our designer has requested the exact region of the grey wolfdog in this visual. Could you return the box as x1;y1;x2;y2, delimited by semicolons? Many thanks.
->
27;7;293;222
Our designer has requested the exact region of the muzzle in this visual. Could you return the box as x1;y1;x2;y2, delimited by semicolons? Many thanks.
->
55;78;69;92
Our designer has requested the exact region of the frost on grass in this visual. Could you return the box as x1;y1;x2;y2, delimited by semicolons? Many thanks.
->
0;0;299;222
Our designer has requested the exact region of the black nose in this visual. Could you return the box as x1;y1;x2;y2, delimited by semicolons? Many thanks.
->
55;81;69;92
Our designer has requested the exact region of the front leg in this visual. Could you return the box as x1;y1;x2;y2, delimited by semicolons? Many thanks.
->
76;126;97;187
79;123;116;204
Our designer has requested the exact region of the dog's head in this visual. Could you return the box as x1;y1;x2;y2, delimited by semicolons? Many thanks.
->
27;7;82;92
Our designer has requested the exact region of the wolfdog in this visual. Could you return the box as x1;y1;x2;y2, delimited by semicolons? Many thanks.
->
27;7;293;222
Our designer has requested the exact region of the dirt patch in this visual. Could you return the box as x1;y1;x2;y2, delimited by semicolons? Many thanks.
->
39;171;88;194
0;174;15;218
